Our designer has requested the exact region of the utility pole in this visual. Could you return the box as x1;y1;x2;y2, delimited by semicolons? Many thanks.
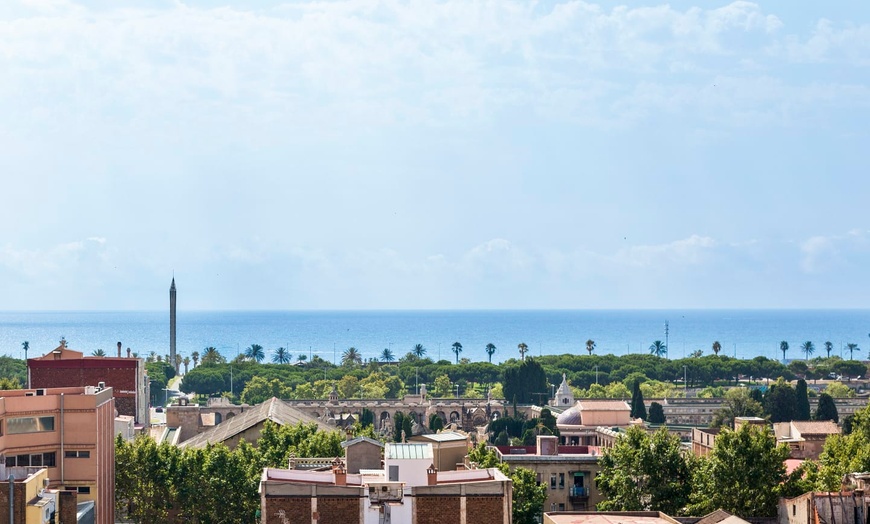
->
594;366;599;385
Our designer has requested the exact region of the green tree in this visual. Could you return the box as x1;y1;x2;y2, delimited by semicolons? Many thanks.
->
815;392;838;423
341;347;362;366
240;376;292;404
846;343;860;360
712;341;721;356
380;348;395;362
795;379;811;420
337;375;360;399
432;374;453;397
191;351;199;368
272;347;290;364
244;344;264;363
21;340;29;361
517;342;528;361
630;381;647;420
0;377;22;390
413;344;426;358
764;379;796;423
201;346;225;366
92;348;106;356
710;387;763;429
586;339;595;355
485;343;497;363
824;381;855;398
800;341;815;361
502;359;548;405
824;341;833;358
648;402;665;424
429;413;444;432
818;406;870;489
596;426;693;515
780;340;789;362
690;423;790;517
359;408;375;428
451;342;463;363
182;356;190;374
649;340;667;358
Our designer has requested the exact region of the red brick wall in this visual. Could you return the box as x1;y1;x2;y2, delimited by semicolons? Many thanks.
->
467;496;505;524
58;490;78;524
317;497;360;524
0;483;28;524
30;360;138;418
416;496;460;524
262;497;311;524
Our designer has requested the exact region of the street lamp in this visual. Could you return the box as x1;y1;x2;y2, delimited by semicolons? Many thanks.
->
593;366;599;385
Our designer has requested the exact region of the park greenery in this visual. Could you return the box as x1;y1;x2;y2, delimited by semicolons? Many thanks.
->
467;442;548;524
175;343;870;409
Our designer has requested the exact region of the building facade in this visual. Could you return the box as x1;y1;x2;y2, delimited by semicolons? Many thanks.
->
28;343;149;425
0;386;115;524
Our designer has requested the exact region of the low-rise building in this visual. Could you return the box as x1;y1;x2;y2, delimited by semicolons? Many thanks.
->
0;385;115;524
260;442;512;524
544;510;683;524
409;431;470;471
492;436;602;512
0;467;80;523
773;421;841;460
778;491;870;524
556;400;632;446
692;427;722;456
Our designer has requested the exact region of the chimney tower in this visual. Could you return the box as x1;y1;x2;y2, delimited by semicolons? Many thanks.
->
170;277;177;374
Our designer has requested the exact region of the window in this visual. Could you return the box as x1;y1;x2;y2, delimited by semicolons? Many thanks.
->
64;451;90;459
7;416;55;434
551;503;556;511
77;487;91;495
558;504;565;511
559;473;565;489
388;465;399;482
550;473;557;489
5;452;56;468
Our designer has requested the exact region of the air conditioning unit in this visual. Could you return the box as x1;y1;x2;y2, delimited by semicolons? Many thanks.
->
35;389;46;396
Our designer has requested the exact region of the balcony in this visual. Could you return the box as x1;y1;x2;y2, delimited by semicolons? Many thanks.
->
569;486;589;502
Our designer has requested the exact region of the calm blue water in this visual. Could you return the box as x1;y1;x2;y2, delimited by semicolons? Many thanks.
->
0;310;868;364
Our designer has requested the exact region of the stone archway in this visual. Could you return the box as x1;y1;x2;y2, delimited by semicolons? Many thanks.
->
226;412;236;419
491;411;501;420
449;411;460;423
214;412;223;424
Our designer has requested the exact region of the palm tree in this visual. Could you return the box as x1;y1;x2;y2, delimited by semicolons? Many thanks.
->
156;355;163;362
245;344;265;363
451;342;463;364
413;344;426;358
201;346;224;366
586;339;596;356
518;342;528;361
649;340;667;358
21;341;29;361
846;343;859;360
342;347;362;366
485;343;497;363
824;341;833;358
801;341;815;361
175;354;182;372
191;351;199;368
381;348;395;362
712;341;721;356
297;354;308;363
780;341;789;362
182;356;190;374
148;351;157;363
272;347;290;364
92;349;106;357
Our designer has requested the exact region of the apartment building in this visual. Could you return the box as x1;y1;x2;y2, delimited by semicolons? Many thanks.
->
260;442;512;524
29;342;149;425
0;386;115;524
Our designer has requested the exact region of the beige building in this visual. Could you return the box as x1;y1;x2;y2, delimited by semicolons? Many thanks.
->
409;431;469;471
493;436;602;512
544;510;683;524
556;400;632;445
0;386;115;524
773;421;840;460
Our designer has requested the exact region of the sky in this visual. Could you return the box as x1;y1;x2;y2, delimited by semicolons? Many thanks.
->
1;0;869;310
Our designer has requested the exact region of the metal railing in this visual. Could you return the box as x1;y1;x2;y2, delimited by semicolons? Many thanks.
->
570;486;588;497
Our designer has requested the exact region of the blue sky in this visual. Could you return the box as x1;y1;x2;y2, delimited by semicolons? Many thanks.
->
1;0;869;310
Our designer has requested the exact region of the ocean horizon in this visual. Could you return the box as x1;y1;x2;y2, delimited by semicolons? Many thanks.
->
1;309;869;365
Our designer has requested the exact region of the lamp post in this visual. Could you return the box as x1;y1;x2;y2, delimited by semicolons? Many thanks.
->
594;366;599;385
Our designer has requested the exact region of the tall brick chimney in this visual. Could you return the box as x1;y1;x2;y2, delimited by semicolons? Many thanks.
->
333;458;347;486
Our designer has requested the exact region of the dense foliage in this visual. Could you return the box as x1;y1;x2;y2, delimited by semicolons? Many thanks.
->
467;443;547;524
0;356;26;387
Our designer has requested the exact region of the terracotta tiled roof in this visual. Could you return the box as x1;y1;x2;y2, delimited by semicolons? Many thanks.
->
791;420;841;435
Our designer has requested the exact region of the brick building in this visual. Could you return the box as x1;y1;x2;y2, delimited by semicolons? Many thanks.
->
773;421;841;460
0;385;115;524
28;342;149;425
260;442;512;524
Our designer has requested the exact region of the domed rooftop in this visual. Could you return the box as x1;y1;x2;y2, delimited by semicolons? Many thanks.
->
556;401;582;427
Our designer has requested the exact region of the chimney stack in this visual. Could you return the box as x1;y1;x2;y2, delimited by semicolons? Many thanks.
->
117;341;122;358
127;348;131;358
333;458;347;486
427;464;438;486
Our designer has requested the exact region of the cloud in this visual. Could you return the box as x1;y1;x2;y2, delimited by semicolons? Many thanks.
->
613;235;717;268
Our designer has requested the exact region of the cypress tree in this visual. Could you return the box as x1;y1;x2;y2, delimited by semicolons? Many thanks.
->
631;381;647;420
795;379;811;420
648;402;665;424
814;392;839;423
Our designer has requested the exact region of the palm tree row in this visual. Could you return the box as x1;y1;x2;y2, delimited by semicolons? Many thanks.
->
780;340;862;362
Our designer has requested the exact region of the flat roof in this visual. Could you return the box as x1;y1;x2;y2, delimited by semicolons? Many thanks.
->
412;431;468;443
385;443;433;460
544;512;680;524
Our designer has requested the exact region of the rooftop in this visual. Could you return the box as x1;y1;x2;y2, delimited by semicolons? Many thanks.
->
790;421;841;435
411;431;469;443
545;511;681;524
385;443;433;460
180;397;332;449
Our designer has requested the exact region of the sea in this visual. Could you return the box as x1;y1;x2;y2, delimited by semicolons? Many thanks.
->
0;310;868;365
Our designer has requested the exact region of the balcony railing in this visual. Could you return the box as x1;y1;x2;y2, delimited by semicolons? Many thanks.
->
570;486;588;497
